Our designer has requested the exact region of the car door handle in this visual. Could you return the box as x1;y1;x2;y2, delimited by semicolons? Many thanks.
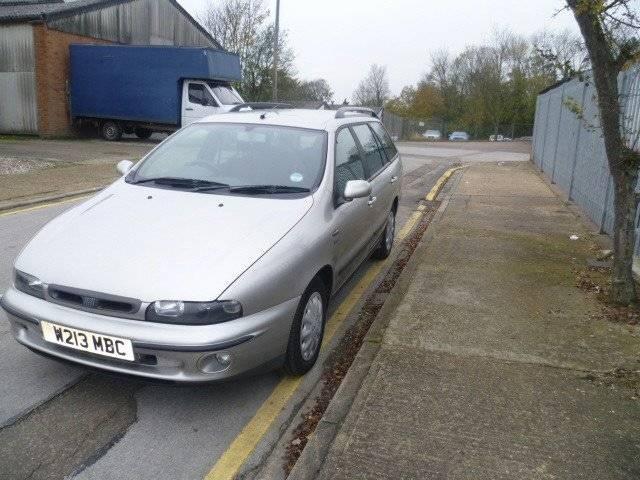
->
368;196;377;206
185;107;194;111
390;176;398;183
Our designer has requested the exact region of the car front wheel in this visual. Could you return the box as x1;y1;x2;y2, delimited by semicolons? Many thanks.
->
284;277;327;375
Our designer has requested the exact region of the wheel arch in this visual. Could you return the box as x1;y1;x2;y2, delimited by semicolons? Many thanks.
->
315;265;334;297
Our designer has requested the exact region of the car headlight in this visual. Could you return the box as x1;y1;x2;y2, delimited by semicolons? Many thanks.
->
14;270;45;299
145;300;243;325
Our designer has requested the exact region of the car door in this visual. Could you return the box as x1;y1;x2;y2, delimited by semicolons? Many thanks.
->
332;127;372;286
351;123;388;242
369;121;402;210
181;81;221;126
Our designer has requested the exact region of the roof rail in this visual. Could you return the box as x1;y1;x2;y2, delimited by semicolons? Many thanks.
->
228;102;293;112
334;107;378;119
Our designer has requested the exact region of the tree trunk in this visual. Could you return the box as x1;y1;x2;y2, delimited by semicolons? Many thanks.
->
569;0;638;304
611;162;638;303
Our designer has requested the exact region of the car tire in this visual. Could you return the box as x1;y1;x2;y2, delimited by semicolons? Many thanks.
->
101;121;123;141
284;277;328;376
134;128;153;139
372;208;396;260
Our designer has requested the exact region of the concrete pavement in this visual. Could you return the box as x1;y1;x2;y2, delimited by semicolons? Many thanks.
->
296;161;640;479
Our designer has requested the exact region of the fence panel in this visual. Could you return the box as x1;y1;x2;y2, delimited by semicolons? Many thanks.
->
532;66;640;248
553;79;584;193
532;94;546;168
541;89;563;175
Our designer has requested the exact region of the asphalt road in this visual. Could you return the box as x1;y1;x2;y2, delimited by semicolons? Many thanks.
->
0;140;529;480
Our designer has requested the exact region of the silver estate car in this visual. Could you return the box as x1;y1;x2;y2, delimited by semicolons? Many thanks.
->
1;107;402;382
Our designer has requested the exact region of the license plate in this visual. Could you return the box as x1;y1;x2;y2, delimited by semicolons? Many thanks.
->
40;321;134;361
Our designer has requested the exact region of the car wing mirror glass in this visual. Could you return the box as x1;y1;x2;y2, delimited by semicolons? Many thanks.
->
116;160;134;176
343;180;372;200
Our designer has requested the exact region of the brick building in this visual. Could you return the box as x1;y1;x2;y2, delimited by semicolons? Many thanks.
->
0;0;221;136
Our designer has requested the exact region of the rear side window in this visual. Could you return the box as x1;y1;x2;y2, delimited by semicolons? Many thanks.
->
352;124;385;177
335;128;366;199
370;122;398;161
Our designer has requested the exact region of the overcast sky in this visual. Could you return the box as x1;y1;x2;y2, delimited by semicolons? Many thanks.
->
176;0;579;102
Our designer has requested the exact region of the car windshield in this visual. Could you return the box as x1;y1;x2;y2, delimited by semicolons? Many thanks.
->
207;83;243;105
132;123;327;192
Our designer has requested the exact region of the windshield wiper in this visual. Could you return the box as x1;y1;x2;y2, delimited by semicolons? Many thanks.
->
228;185;311;194
130;177;229;189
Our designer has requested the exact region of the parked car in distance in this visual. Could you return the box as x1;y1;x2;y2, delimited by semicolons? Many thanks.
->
422;129;442;141
490;134;512;142
449;131;469;141
1;107;402;382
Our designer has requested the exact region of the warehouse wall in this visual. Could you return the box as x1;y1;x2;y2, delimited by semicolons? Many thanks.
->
33;24;112;137
1;0;218;136
0;24;38;133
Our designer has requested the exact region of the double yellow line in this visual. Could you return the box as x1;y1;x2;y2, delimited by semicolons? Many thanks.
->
205;166;464;480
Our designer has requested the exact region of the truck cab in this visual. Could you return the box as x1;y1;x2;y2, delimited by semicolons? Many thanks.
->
181;80;243;126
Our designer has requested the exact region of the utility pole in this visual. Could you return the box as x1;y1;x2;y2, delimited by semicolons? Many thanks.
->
272;0;280;101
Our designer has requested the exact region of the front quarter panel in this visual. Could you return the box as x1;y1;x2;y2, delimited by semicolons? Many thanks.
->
220;131;337;316
219;193;334;315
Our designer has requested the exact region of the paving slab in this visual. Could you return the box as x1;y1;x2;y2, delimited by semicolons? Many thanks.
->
320;348;640;480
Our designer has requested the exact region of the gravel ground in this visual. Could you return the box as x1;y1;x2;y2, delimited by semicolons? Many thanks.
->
0;157;55;175
0;137;157;206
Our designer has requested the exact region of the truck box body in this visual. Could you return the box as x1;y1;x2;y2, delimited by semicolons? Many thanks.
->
70;44;242;126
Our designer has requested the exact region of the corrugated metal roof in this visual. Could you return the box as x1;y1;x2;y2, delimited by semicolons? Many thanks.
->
0;0;221;49
0;0;127;23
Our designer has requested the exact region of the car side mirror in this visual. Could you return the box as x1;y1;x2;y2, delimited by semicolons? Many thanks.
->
116;160;134;176
343;180;372;201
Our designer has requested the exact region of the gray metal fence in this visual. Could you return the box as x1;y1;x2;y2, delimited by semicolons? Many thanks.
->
532;66;640;248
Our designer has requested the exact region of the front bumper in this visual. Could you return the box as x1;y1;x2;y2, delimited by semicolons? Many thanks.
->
1;288;298;382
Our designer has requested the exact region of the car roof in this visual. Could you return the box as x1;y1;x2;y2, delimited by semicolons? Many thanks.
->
196;108;382;131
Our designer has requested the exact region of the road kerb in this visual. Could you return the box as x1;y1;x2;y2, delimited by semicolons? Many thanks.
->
204;257;390;480
205;167;464;480
425;166;465;201
204;221;414;480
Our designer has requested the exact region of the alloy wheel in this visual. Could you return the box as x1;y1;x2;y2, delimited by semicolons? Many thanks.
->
299;292;323;361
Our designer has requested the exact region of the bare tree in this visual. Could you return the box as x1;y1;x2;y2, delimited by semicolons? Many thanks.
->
200;0;295;101
532;29;588;79
353;64;391;107
200;0;268;60
566;0;640;304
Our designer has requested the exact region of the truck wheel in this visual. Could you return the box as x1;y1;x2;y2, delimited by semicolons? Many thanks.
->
101;121;123;141
134;128;152;139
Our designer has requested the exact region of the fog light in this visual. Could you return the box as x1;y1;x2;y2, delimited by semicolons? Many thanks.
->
215;353;232;366
198;352;233;373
